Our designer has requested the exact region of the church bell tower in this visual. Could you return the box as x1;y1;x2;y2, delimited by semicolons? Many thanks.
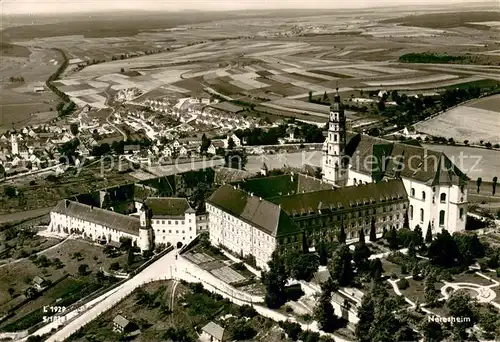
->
322;89;347;186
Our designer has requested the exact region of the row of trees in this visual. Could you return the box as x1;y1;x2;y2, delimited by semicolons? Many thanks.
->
9;76;24;83
476;176;498;195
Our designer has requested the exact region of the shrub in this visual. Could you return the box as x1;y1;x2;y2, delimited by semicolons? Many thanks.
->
398;278;409;290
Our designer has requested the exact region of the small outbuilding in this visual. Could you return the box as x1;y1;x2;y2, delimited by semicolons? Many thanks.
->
201;321;227;342
113;314;132;333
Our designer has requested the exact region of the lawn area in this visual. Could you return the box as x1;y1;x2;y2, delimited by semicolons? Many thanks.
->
451;271;496;286
381;259;407;280
0;239;136;317
68;280;286;342
399;277;436;304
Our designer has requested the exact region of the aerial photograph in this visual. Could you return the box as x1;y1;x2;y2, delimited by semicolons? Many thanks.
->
0;0;499;341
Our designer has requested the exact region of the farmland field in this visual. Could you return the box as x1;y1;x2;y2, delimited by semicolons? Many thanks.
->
415;95;500;144
421;144;500;181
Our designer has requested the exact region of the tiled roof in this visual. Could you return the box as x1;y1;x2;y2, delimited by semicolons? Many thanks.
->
145;197;193;218
207;185;300;237
268;179;407;216
52;200;141;236
346;133;468;185
113;315;130;328
202;322;227;341
214;166;252;184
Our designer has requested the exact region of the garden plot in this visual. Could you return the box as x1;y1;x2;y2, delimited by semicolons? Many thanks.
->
210;266;246;284
183;251;215;265
363;74;459;86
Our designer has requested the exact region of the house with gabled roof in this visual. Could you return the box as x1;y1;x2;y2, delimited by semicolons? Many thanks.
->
201;321;228;342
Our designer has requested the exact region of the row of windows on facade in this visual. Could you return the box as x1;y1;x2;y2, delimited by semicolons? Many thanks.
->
409;206;463;226
211;213;271;239
221;231;274;248
294;205;406;224
156;228;192;234
160;235;190;241
279;224;399;245
153;219;189;225
410;188;449;203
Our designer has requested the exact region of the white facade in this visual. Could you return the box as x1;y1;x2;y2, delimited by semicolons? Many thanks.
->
405;178;467;235
347;164;467;235
207;203;276;269
151;212;197;247
48;211;139;246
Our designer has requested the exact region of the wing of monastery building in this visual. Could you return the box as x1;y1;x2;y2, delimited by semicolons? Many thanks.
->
207;173;409;269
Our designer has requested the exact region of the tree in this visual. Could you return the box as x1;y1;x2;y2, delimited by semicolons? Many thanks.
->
4;186;17;198
8;288;15;298
120;67;125;73
386;227;399;250
356;292;374;342
425;223;432;243
358;228;365;244
493;176;498;196
447;291;478;328
369;217;376;242
353;241;371;273
237;304;258;318
322;91;328;102
78;263;89;275
285;251;319;281
421;320;444;342
477;177;482;193
314;282;339;332
369;258;384;281
127;248;135;266
428;229;461;267
263;251;289;308
328;244;353;287
424;272;439;306
316;241;328;266
308;90;313;102
229;320;257;340
338;224;346;244
227;137;235;150
70;123;79;136
413;225;424;249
